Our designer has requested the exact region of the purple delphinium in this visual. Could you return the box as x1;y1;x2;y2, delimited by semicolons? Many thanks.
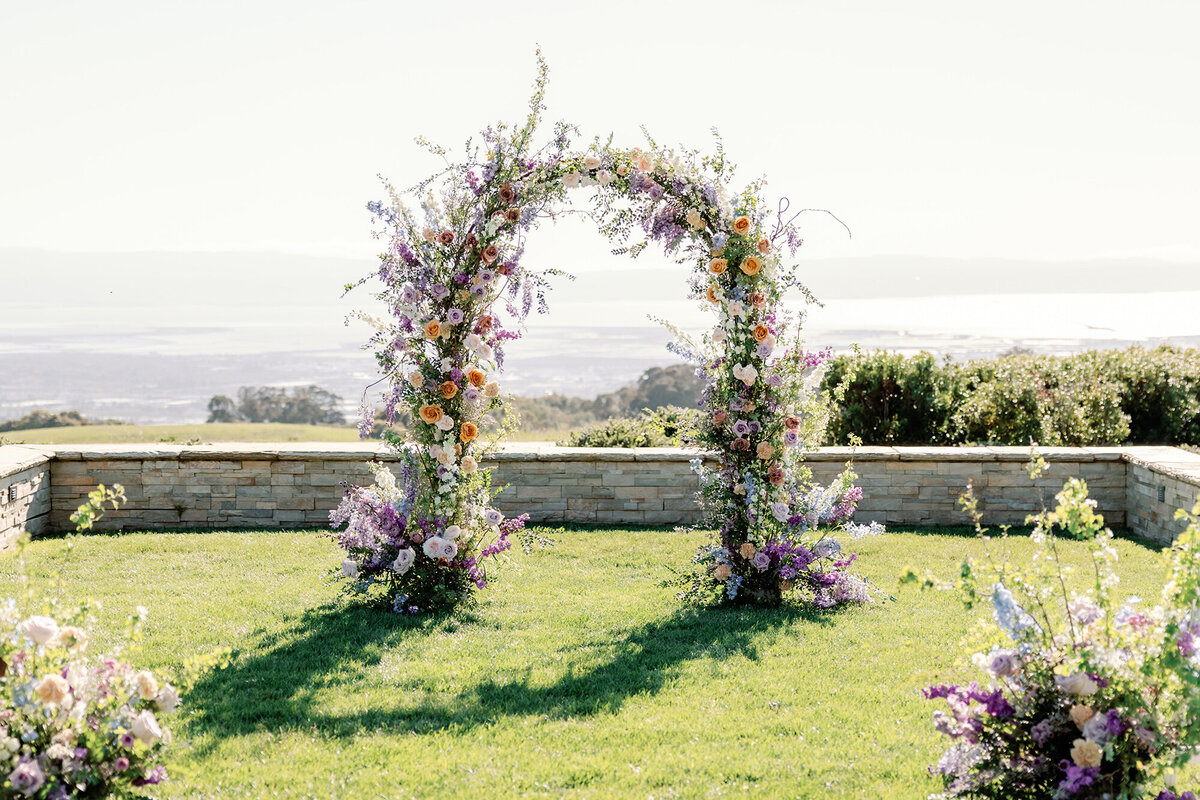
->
1057;763;1099;795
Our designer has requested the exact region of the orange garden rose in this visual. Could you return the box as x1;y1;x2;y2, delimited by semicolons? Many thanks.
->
753;324;770;342
460;422;478;442
481;244;500;264
440;381;458;399
733;216;752;235
706;285;720;303
740;255;763;276
424;320;441;339
708;258;727;275
419;405;443;424
757;237;771;254
467;369;486;387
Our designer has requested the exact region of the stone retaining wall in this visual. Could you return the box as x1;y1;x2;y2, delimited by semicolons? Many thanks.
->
1;443;1198;545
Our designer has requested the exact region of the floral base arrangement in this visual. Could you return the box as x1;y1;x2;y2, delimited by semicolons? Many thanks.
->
909;463;1200;800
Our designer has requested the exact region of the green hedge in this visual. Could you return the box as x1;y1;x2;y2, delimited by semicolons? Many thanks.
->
822;345;1200;446
557;406;702;448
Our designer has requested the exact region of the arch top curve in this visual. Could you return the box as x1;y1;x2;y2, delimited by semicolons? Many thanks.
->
336;58;872;612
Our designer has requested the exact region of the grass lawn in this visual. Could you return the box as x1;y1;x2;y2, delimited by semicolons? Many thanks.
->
0;526;1187;799
1;422;565;445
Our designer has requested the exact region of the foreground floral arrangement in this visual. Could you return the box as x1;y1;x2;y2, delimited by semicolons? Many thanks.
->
909;463;1200;799
2;485;226;798
335;53;878;611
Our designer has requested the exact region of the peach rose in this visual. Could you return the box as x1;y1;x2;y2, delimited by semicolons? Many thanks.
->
422;227;436;243
407;371;425;389
784;416;801;430
419;405;443;424
636;155;654;173
749;290;766;308
1070;738;1102;768
134;670;159;701
740;255;763;276
440;381;458;399
36;674;70;705
739;542;756;559
437;230;454;245
780;580;795;592
768;466;785;485
756;442;776;460
757;237;771;254
685;208;705;230
481;244;500;265
483;381;501;398
460;456;478;474
713;564;733;581
706;285;720;304
460;422;478;442
424;320;441;339
476;314;494;332
1070;704;1096;729
467;369;486;388
712;409;729;425
616;163;629;177
708;258;727;275
498;183;516;203
753;324;770;342
733;216;752;235
583;155;602;170
53;625;87;653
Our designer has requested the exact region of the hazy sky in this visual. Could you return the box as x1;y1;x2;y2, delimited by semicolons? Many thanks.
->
3;0;1199;269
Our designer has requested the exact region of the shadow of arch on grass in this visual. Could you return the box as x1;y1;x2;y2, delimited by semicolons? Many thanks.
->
182;600;842;747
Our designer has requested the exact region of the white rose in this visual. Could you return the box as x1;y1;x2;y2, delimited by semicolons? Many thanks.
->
443;525;462;540
435;447;453;465
440;357;453;372
711;329;726;344
583;156;602;170
341;559;359;579
464;334;484;353
422;537;445;559
407;371;424;388
460;456;478;474
131;710;162;745
439;539;458;560
1056;672;1099;697
726;301;745;318
156;684;180;714
392;548;415;575
435;415;455;432
25;615;58;646
133;670;159;701
596;170;614;185
483;509;504;526
562;172;581;189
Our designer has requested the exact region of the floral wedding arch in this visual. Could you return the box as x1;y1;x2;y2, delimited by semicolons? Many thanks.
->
331;56;877;613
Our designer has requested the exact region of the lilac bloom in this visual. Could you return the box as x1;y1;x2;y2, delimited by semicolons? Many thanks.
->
431;284;451;300
446;308;465;325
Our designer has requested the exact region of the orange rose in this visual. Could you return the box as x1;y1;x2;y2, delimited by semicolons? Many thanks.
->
708;258;727;275
757;237;771;254
419;405;443;424
440;381;458;399
753;324;770;342
437;230;454;245
706;285;720;304
424;320;441;339
733;216;752;235
481;244;499;264
740;255;763;276
460;422;478;442
467;369;486;388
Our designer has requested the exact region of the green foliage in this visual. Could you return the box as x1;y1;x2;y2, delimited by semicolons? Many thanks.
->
558;406;702;447
0;409;126;432
206;385;346;425
68;483;126;532
823;345;1200;446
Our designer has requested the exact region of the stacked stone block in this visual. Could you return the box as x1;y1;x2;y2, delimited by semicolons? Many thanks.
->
0;446;52;547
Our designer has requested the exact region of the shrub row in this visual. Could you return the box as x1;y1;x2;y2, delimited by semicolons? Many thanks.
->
820;345;1200;446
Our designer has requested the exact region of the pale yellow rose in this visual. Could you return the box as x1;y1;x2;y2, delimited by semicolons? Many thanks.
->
713;564;733;581
36;674;70;706
616;164;629;177
1070;738;1102;768
739;542;756;559
407;371;424;388
52;625;87;653
134;670;159;701
685;208;705;230
583;155;602;170
483;381;501;398
460;456;478;474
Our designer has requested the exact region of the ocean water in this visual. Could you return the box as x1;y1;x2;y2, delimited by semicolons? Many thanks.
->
2;290;1197;424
